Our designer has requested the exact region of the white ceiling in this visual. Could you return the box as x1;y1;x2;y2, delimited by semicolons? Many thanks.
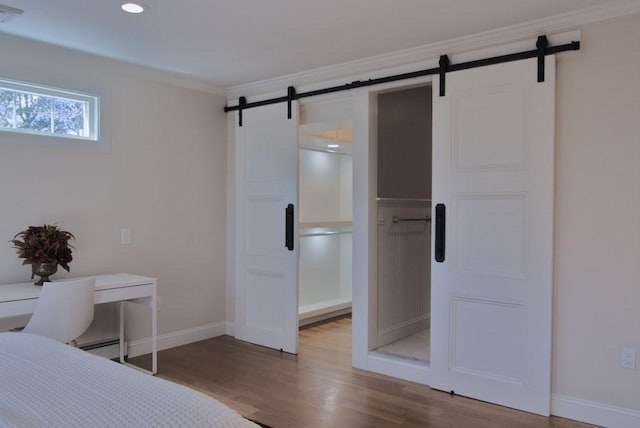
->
0;0;619;89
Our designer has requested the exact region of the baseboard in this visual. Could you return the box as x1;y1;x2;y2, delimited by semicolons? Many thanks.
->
552;394;640;428
299;299;351;319
375;316;430;349
127;321;227;358
366;352;430;386
225;320;235;336
299;306;352;327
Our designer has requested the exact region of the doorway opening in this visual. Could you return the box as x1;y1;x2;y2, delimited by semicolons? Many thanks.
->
297;99;353;331
370;85;433;365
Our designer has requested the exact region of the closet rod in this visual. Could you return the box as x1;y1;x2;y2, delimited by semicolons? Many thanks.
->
377;197;431;203
224;36;579;119
392;216;431;224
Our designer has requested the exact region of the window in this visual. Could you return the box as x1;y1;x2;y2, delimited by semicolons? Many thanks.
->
0;78;98;141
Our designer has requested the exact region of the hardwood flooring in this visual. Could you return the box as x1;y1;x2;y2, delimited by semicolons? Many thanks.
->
131;317;592;428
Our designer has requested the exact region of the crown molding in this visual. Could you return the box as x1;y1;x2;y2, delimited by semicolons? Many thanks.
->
227;0;640;100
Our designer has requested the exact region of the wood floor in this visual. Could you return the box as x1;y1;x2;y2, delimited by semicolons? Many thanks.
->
131;317;592;428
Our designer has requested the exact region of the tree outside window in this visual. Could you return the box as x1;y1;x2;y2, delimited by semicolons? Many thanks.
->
0;76;98;143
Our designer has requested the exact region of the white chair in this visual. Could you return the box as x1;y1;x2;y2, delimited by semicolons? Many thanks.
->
22;278;96;345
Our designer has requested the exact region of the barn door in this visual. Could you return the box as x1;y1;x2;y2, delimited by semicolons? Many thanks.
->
235;103;299;353
430;57;555;415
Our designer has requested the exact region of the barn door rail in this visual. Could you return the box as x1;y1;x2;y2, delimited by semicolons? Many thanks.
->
225;35;579;126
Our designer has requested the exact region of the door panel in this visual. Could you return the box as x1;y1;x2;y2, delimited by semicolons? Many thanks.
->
452;194;526;278
454;85;528;170
235;103;298;354
431;57;555;415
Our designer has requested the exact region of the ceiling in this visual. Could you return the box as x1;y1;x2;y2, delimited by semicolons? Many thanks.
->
300;123;353;155
0;0;618;89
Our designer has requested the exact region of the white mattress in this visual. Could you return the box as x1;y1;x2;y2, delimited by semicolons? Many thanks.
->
0;332;259;428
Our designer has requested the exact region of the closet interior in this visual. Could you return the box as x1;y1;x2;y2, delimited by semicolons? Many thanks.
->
298;117;353;326
372;85;432;363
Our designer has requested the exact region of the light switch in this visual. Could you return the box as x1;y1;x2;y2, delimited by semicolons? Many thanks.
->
120;228;131;245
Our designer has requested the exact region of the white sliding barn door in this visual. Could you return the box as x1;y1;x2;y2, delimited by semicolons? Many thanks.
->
235;103;298;354
430;57;555;415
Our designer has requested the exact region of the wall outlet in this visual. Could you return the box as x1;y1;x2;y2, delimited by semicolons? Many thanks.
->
120;228;131;245
621;347;636;369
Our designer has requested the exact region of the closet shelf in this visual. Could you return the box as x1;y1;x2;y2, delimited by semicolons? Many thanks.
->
299;221;352;229
299;221;352;238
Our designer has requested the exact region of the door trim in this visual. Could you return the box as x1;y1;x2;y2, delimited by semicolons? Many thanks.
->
351;76;434;370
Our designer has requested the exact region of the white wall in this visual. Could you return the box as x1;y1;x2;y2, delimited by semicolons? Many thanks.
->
377;86;432;200
298;234;352;307
299;150;352;223
375;200;430;348
553;12;640;413
0;34;228;345
298;149;353;310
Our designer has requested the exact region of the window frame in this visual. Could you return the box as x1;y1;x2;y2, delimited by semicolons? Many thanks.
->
0;77;105;151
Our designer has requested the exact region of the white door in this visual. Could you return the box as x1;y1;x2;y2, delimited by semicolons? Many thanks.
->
430;57;555;415
235;103;298;353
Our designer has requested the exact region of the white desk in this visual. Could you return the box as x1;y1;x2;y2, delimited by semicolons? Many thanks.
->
0;273;157;375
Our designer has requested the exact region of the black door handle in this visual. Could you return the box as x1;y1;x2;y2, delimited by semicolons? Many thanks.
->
285;204;294;251
435;203;445;262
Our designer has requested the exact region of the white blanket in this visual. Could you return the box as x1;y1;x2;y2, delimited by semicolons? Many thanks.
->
0;332;258;427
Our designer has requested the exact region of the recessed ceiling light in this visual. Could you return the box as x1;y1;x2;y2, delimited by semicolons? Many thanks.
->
121;2;147;14
328;144;340;148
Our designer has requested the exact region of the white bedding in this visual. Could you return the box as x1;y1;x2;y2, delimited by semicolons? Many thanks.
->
0;332;259;427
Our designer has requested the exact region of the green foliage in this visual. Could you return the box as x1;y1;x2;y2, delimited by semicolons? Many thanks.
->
10;225;75;271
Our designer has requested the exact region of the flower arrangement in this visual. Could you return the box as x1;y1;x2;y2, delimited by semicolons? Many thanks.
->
10;224;75;271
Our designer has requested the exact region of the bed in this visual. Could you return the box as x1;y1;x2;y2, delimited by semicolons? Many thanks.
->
0;332;259;427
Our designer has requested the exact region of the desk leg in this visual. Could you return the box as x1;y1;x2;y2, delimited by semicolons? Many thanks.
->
117;295;156;375
151;294;157;375
119;301;126;364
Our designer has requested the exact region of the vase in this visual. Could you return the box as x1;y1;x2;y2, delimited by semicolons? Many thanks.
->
31;263;58;286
